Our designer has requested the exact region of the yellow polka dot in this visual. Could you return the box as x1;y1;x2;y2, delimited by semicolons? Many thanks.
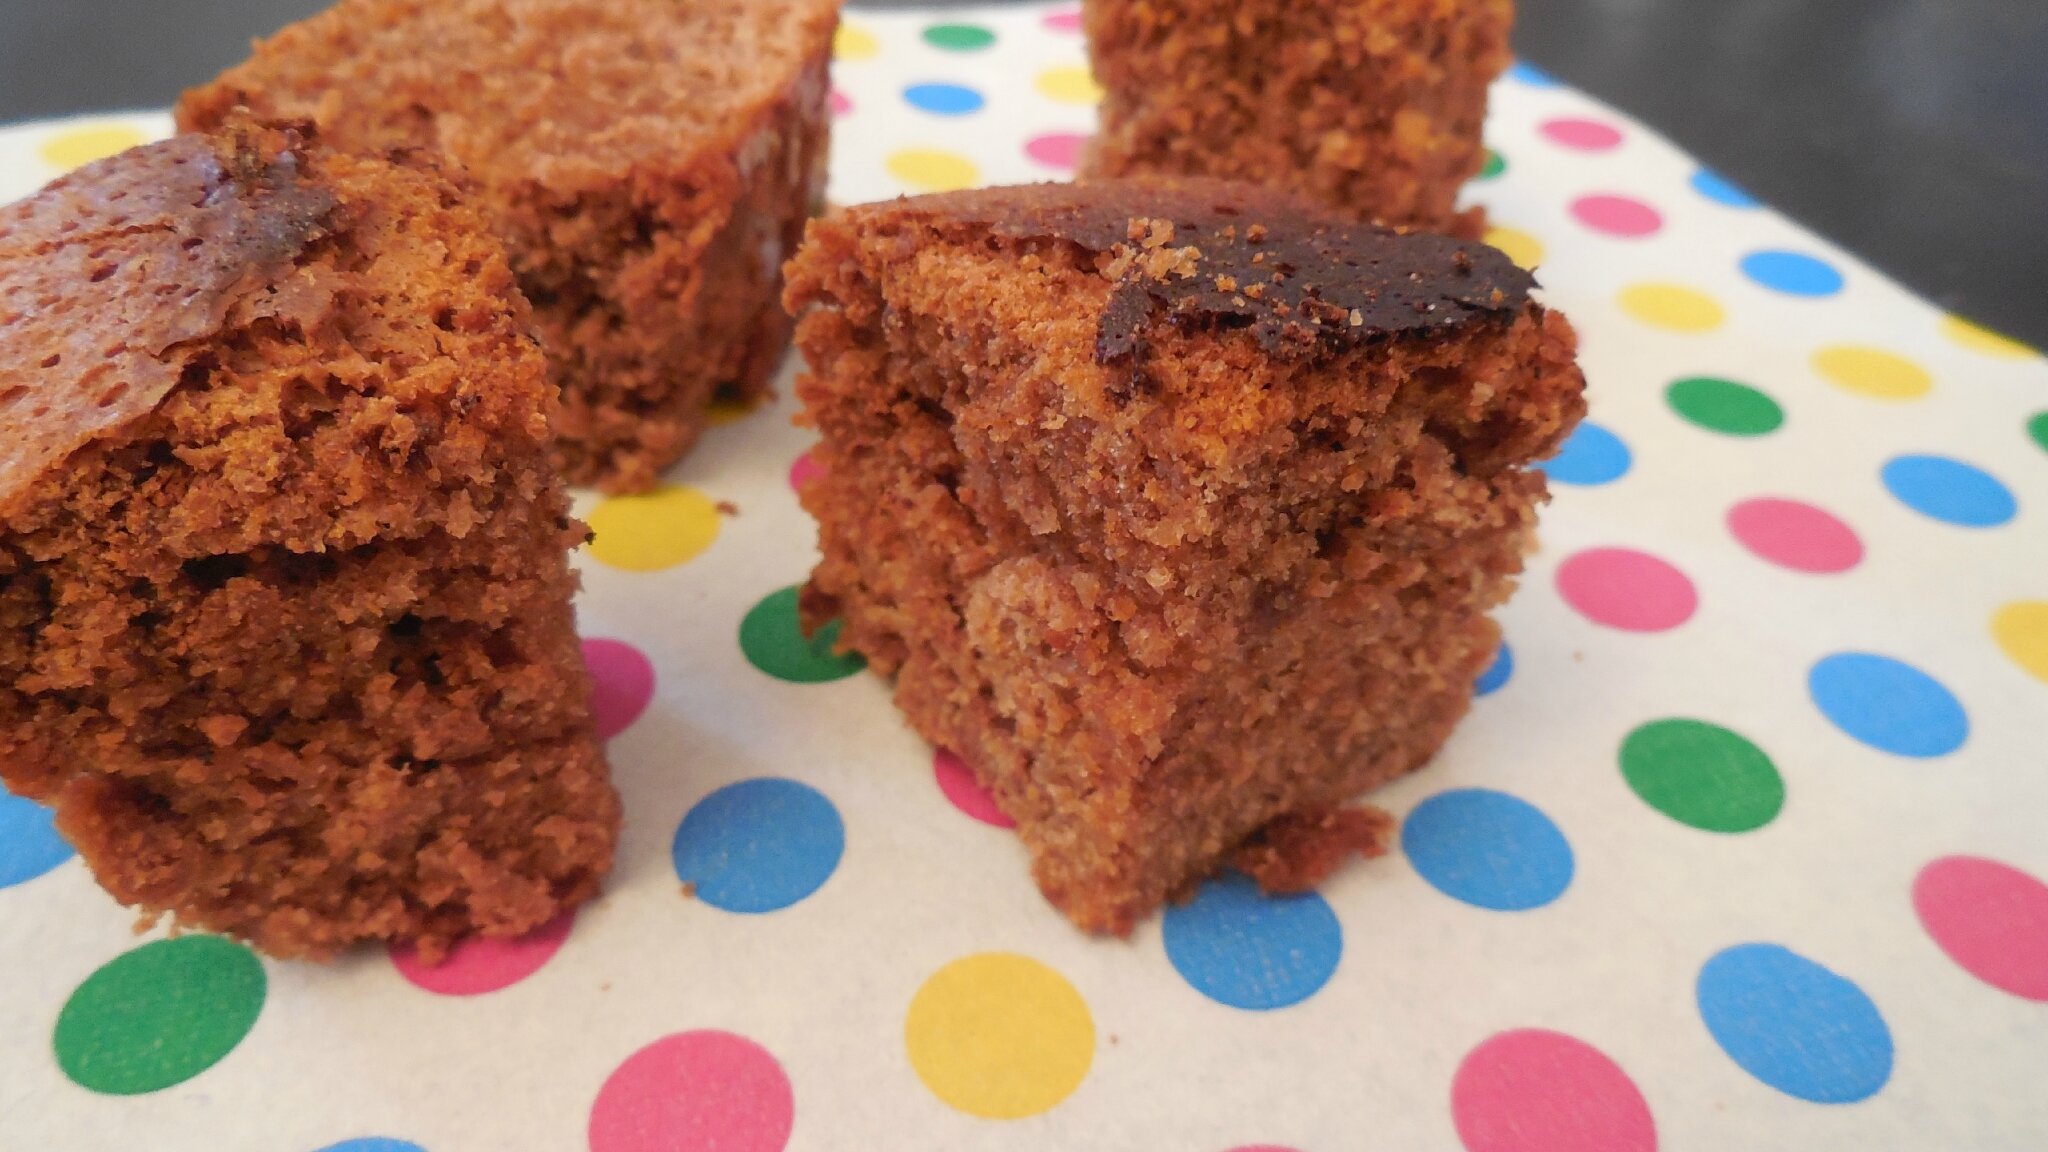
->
1992;601;2048;684
703;390;764;427
585;485;721;572
39;124;147;172
886;148;979;193
905;952;1094;1119
1618;283;1725;333
1942;315;2037;360
1483;226;1544;271
1812;345;1933;401
1036;66;1104;105
834;24;879;61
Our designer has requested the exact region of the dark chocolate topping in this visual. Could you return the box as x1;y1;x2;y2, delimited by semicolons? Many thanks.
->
901;178;1535;363
1088;217;1530;363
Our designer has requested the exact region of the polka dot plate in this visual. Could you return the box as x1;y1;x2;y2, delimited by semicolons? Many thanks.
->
4;5;2047;1150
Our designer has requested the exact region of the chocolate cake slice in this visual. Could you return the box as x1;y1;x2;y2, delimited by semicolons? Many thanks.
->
1082;0;1511;234
181;0;841;491
0;124;618;960
785;178;1584;932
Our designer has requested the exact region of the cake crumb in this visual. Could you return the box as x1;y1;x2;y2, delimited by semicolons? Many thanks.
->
716;500;740;517
199;715;250;747
1233;806;1398;894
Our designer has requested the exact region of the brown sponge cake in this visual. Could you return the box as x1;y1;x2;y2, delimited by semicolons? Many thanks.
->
180;0;841;492
785;178;1584;933
1081;0;1512;234
0;124;618;960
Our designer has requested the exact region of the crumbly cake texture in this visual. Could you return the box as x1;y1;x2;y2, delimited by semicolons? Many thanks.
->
1080;0;1512;235
179;0;840;492
0;125;619;961
787;178;1584;934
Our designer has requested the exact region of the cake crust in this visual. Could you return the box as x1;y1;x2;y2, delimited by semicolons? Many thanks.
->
787;179;1584;933
0;135;334;506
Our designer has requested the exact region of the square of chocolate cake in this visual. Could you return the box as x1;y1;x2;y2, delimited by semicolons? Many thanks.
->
180;0;841;491
785;178;1583;932
0;124;617;959
1082;0;1512;234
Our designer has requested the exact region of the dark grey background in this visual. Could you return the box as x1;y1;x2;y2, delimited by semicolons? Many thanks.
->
5;0;2044;347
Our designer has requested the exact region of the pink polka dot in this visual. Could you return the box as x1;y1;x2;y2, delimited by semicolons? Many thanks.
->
391;911;574;995
1556;548;1697;633
1025;132;1087;171
589;1031;794;1152
1043;9;1083;32
1914;855;2048;1001
830;89;851;118
789;449;824;492
1571;195;1662;238
1727;498;1863;574
1453;1029;1657;1152
1541;118;1624;151
583;638;656;741
935;749;1015;828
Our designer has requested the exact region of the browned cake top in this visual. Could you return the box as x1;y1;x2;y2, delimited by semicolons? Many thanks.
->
180;0;840;183
843;178;1534;362
0;128;339;515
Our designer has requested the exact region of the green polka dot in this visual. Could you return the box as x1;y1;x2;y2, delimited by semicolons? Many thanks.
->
741;585;865;683
923;23;996;51
2029;411;2048;455
1478;149;1505;180
1620;719;1783;833
1666;376;1784;437
55;936;265;1095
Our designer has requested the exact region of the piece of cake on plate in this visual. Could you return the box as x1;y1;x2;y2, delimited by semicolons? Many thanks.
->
1081;0;1512;235
0;123;618;960
180;0;841;491
785;177;1583;933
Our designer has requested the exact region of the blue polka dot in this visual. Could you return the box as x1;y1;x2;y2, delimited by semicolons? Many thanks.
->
903;82;985;116
1539;421;1632;486
1475;642;1514;697
1809;652;1968;758
1740;250;1845;297
1507;61;1561;88
0;781;73;888
1162;872;1342;1010
1881;454;2017;528
314;1141;425;1152
1697;943;1893;1103
1691;169;1760;209
672;778;845;913
1402;789;1573;911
